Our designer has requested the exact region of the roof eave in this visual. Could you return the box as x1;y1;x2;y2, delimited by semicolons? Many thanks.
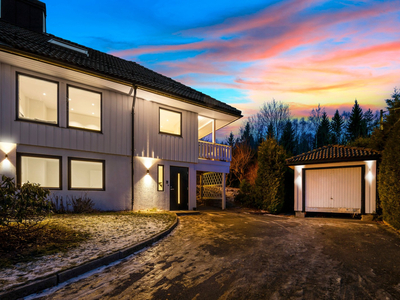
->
0;45;242;118
286;155;381;166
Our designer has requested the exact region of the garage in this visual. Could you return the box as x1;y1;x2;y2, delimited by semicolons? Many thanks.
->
286;145;380;216
305;166;363;213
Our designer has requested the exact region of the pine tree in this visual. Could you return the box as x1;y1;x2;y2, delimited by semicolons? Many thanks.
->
267;123;274;139
316;112;331;147
280;120;295;155
227;132;235;147
240;121;255;148
331;110;343;144
347;100;364;141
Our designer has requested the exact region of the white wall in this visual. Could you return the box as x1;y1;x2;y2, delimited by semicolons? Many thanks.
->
294;160;377;214
0;62;133;156
133;157;197;211
16;145;132;211
134;98;198;163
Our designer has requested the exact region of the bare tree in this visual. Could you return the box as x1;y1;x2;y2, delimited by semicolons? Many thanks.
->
229;143;254;183
253;99;291;142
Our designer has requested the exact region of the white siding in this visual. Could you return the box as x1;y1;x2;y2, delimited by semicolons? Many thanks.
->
0;62;132;156
134;98;198;163
305;167;362;213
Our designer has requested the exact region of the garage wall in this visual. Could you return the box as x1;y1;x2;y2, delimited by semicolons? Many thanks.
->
294;160;377;214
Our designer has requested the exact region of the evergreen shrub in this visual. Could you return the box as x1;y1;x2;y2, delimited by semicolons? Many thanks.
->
378;121;400;230
255;138;286;213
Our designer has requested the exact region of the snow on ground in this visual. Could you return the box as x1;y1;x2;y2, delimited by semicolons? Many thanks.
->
0;212;175;291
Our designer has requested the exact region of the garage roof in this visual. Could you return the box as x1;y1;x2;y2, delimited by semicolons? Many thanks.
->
0;20;242;117
286;145;381;165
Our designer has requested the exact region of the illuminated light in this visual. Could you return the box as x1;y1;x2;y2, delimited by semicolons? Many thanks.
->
177;173;181;204
92;112;95;115
43;93;46;96
92;103;95;106
365;160;374;170
0;142;17;155
146;169;150;175
69;98;71;101
71;108;74;111
366;171;374;183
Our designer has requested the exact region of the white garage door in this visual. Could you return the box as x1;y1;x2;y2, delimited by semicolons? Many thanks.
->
305;167;362;213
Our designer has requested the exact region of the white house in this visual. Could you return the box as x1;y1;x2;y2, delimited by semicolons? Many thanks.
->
0;0;242;211
286;145;381;216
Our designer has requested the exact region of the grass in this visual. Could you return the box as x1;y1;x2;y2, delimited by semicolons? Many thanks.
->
0;211;175;269
0;222;90;269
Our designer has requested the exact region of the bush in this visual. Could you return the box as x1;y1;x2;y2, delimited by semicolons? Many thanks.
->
50;194;95;214
0;175;51;237
234;180;256;207
378;121;400;230
255;138;286;213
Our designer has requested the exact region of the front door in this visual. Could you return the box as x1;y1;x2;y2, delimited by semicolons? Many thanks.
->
170;166;189;210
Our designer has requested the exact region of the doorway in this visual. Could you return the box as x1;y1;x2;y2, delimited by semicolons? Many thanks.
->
170;166;189;210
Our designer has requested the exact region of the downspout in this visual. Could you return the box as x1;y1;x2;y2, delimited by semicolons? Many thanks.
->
131;86;137;210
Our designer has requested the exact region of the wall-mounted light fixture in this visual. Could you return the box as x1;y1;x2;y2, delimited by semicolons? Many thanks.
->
4;154;8;159
146;169;150;175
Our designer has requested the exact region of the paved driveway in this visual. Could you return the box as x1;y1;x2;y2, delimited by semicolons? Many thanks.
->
36;210;400;300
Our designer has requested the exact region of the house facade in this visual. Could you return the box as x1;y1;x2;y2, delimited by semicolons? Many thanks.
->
286;145;381;216
0;0;242;211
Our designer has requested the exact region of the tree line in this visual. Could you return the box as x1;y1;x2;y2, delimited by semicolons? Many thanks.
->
225;97;383;156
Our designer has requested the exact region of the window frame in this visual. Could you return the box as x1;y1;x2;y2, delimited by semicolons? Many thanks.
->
17;152;62;190
157;164;164;192
159;107;182;137
16;72;60;126
67;85;103;133
68;157;105;191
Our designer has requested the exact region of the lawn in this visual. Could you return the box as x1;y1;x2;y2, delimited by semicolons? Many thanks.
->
0;211;176;291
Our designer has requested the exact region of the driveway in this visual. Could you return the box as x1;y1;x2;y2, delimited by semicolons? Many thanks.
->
35;210;400;300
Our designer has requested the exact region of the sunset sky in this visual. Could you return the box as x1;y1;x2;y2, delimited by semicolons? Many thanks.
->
45;0;400;138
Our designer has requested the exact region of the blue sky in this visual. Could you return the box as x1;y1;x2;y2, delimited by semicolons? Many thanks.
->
45;0;400;138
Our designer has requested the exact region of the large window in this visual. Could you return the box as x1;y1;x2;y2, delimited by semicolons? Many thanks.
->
68;86;101;132
17;154;61;189
69;158;105;190
157;165;164;191
17;73;58;124
159;108;181;136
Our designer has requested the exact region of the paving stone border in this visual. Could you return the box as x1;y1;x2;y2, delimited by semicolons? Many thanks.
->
0;215;180;300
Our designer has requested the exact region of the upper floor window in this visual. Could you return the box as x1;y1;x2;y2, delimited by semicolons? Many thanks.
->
68;86;101;132
17;73;58;125
159;108;181;136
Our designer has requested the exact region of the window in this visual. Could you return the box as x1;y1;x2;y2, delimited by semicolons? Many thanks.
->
17;154;61;189
69;158;104;190
68;86;101;132
159;108;181;136
17;73;58;124
157;165;164;191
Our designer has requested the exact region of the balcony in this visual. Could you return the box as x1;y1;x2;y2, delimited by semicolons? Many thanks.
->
198;141;232;162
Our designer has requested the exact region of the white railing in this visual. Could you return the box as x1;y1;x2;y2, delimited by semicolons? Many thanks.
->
198;141;232;162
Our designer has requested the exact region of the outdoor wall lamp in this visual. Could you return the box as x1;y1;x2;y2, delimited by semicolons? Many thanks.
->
4;154;8;159
146;169;150;175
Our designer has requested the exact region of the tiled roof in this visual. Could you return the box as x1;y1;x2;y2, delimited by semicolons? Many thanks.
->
0;20;242;117
286;145;381;165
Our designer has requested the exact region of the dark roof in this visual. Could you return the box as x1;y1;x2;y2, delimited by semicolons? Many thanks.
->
0;20;242;117
286;145;381;165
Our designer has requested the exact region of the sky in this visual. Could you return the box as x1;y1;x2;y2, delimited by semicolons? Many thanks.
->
45;0;400;138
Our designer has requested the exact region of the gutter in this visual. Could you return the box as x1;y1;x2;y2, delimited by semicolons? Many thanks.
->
131;86;137;210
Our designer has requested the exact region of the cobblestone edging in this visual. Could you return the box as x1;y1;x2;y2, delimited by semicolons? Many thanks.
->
0;216;179;300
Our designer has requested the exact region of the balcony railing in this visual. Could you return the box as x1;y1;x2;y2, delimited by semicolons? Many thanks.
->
198;141;232;162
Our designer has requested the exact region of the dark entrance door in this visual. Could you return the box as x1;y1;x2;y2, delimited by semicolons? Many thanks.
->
170;166;189;210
